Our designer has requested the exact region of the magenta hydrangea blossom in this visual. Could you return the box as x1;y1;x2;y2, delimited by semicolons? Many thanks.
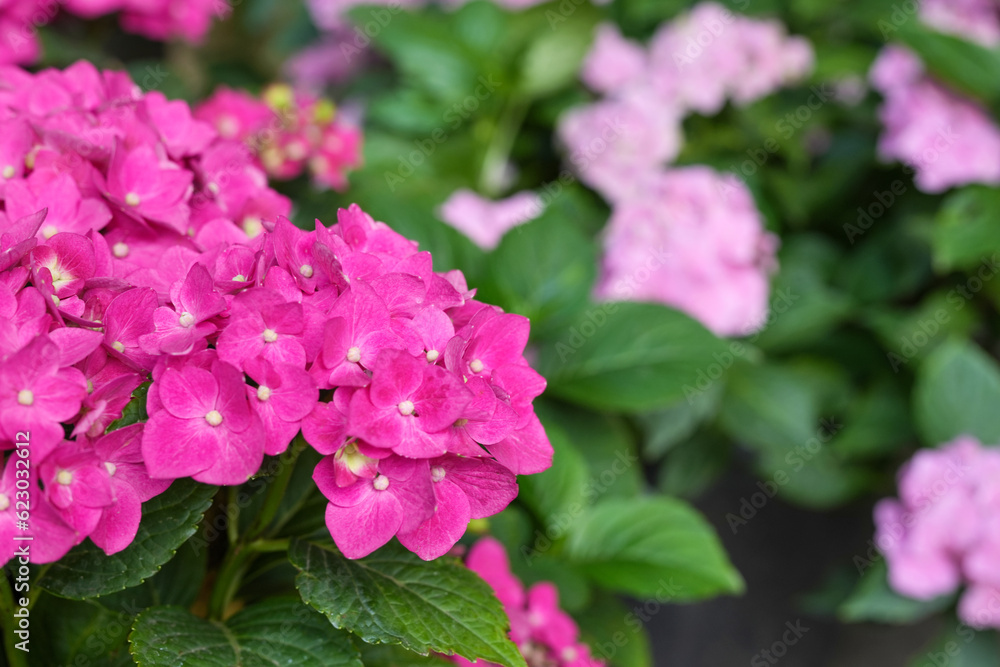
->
875;436;1000;630
449;537;606;667
0;61;548;569
195;84;362;191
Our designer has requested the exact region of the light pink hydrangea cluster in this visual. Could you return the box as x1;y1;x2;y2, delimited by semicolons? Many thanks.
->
451;538;605;667
874;437;1000;629
869;43;1000;192
195;83;362;191
552;6;806;336
561;4;812;202
0;0;229;65
0;63;548;567
594;166;778;337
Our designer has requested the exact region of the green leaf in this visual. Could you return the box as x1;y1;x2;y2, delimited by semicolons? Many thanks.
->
106;381;150;432
914;339;1000;445
482;196;597;339
638;383;723;461
517;415;590;524
39;479;216;599
897;23;1000;107
657;432;732;499
33;596;132;665
95;538;208;615
290;540;527;667
129;599;362;667
518;3;600;98
575;592;654;667
840;562;956;624
359;644;455;667
535;302;730;413
754;236;853;352
833;379;914;460
909;624;1000;667
565;497;744;600
351;7;494;103
718;362;870;508
931;187;1000;273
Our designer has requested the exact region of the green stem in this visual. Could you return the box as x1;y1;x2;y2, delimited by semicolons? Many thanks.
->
26;564;49;611
247;538;290;553
208;545;253;621
226;486;239;547
0;573;28;667
247;436;306;541
477;95;529;198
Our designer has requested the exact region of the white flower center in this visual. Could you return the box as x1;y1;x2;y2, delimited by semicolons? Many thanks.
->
346;347;361;363
299;264;314;278
262;328;278;343
112;242;129;258
0;494;8;511
56;470;73;485
469;359;484;373
431;466;446;483
16;389;33;406
425;349;439;362
51;294;61;306
398;400;415;416
125;192;141;207
1;165;14;179
111;340;125;352
104;462;116;476
242;217;263;238
42;225;58;239
257;385;272;401
233;274;246;282
178;312;195;328
207;182;220;195
373;475;389;491
205;410;223;426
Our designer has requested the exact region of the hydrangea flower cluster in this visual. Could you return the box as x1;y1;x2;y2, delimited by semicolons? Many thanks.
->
195;83;362;191
594;167;778;337
562;3;811;202
0;63;548;567
452;538;605;667
874;436;1000;629
869;44;1000;192
553;4;802;336
1;0;229;65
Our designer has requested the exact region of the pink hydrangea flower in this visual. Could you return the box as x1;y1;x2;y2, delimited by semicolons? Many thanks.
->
450;537;606;667
594;166;778;337
870;46;1000;193
142;358;266;485
195;84;362;191
875;436;1000;629
0;456;79;564
87;424;172;554
580;23;647;96
437;189;543;251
